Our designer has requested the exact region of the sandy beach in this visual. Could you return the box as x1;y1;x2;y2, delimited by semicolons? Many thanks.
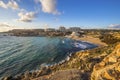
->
68;35;107;47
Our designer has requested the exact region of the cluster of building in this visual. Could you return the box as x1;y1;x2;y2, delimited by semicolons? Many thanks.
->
7;26;83;36
9;26;82;33
45;26;81;32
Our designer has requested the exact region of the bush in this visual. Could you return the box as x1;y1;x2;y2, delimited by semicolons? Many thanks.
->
99;34;120;45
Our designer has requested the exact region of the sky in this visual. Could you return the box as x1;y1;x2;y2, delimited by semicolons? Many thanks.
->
0;0;120;32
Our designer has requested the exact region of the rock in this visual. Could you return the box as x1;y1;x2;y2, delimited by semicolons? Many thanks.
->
2;76;13;80
91;43;120;80
99;61;105;67
108;56;117;63
40;67;52;76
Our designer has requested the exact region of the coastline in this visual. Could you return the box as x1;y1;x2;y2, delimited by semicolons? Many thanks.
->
66;35;107;47
1;36;108;80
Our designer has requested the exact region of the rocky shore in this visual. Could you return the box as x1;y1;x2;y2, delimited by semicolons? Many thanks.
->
2;42;120;80
2;30;120;80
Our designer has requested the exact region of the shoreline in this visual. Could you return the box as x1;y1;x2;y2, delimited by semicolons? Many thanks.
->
66;35;107;47
1;36;107;80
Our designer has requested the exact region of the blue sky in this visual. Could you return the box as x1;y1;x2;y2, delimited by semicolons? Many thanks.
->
0;0;120;31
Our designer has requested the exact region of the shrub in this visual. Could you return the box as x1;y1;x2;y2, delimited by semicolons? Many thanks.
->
99;34;120;45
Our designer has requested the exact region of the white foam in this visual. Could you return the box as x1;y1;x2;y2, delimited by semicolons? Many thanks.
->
62;40;65;44
74;42;87;49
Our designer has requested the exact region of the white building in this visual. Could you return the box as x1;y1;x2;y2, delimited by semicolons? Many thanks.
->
69;27;81;32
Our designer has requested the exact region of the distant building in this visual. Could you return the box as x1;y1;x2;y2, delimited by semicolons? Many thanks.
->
45;28;56;32
59;26;66;32
69;27;81;32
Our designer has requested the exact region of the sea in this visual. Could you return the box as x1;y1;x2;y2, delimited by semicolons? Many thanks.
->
0;36;97;78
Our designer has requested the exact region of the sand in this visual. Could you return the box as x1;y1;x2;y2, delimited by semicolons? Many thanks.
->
69;35;107;47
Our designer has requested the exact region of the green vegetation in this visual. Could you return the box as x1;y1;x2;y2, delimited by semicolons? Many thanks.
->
99;34;120;45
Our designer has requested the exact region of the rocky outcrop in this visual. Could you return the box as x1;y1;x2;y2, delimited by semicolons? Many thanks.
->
33;69;83;80
91;43;120;80
2;43;119;80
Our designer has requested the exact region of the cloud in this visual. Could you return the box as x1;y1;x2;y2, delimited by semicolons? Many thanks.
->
39;0;61;15
0;22;13;32
17;11;37;22
108;24;120;29
0;1;8;9
0;22;11;27
7;0;19;10
0;0;19;10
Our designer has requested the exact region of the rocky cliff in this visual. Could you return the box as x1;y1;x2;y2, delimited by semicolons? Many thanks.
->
91;43;120;80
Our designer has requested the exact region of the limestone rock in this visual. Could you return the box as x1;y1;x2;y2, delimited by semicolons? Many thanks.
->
91;43;120;80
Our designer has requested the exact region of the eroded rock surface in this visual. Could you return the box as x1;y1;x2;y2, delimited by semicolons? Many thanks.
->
91;43;120;80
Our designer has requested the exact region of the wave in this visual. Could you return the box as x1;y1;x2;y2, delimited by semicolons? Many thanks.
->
0;37;97;78
39;52;73;70
74;42;87;49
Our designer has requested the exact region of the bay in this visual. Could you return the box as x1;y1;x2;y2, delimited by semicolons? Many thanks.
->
0;36;97;78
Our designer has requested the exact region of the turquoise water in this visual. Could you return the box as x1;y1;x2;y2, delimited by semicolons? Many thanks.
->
0;36;97;78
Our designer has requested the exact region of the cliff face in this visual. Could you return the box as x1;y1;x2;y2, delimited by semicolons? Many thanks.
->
91;43;120;80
